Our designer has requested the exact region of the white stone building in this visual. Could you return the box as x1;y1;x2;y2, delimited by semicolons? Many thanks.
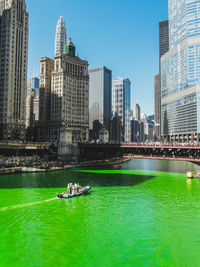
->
51;39;89;145
54;16;67;56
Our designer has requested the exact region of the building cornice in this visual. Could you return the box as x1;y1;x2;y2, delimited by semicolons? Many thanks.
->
161;36;200;62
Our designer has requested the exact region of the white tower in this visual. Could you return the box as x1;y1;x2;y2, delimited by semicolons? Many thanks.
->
54;16;67;55
0;0;12;15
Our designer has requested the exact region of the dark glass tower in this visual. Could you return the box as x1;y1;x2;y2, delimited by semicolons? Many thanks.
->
155;20;169;139
159;20;169;65
89;66;112;133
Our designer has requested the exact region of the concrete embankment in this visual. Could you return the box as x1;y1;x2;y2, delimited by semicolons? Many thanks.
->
76;158;130;168
0;167;22;175
0;158;130;176
21;167;64;173
0;166;64;175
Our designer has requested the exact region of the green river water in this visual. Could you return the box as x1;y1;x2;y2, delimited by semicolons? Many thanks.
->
1;159;200;267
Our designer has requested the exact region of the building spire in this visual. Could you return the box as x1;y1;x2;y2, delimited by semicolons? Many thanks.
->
0;0;12;15
54;16;67;56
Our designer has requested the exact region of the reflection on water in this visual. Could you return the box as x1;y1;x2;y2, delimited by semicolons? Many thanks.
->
123;158;200;173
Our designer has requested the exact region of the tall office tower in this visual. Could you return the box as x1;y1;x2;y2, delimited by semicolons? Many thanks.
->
141;116;155;142
110;115;122;143
130;119;144;143
30;77;39;91
54;16;67;56
89;66;112;135
0;0;29;140
155;21;169;139
159;20;169;66
38;57;54;140
134;103;140;121
25;77;39;128
154;74;161;139
112;77;131;143
51;38;89;144
161;0;200;143
25;78;31;128
33;90;39;122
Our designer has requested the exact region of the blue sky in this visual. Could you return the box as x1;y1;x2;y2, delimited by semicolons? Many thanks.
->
26;0;168;115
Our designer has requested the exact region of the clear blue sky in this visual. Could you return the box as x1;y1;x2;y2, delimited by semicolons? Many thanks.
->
26;0;168;116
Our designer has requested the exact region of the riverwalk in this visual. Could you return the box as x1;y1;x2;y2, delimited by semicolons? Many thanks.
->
0;158;130;175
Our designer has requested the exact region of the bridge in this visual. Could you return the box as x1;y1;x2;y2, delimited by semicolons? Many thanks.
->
79;143;200;164
0;141;57;158
1;141;200;164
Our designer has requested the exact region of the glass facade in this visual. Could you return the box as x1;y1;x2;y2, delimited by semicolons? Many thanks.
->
30;77;39;92
161;0;200;142
169;0;200;49
112;77;131;143
89;66;112;131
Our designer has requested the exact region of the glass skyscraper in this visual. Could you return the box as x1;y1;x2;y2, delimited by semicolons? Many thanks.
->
161;0;200;142
89;66;112;132
112;77;131;143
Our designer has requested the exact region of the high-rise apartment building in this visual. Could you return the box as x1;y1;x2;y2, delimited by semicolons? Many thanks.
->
89;66;112;134
54;16;67;56
112;77;131;142
161;0;200;142
0;0;29;140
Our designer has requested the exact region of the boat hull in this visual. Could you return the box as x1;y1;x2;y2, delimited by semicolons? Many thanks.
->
57;186;91;199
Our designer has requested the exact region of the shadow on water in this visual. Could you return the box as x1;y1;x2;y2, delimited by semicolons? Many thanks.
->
0;169;155;189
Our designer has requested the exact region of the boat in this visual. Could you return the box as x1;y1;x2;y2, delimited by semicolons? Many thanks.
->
115;165;122;169
57;183;91;199
187;171;194;179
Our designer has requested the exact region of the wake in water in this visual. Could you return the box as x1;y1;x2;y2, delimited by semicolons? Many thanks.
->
0;197;58;212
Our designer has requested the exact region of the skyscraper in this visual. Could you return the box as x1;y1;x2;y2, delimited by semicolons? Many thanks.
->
54;16;67;56
26;78;31;128
161;0;200;143
155;20;169;140
38;57;54;140
112;77;131;142
30;77;39;91
89;66;112;134
0;0;29;140
134;103;140;121
159;20;169;66
25;77;39;129
154;74;161;139
51;38;89;144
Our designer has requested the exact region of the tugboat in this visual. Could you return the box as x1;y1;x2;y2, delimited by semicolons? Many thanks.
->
57;183;91;199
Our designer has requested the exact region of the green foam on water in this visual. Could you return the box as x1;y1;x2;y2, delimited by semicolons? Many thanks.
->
0;197;58;212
